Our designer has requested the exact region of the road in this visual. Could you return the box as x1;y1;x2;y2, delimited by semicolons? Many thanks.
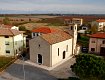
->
0;58;76;80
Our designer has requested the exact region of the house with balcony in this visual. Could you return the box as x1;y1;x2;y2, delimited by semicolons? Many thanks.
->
91;19;105;31
29;25;80;69
64;18;83;26
0;28;26;57
89;32;105;56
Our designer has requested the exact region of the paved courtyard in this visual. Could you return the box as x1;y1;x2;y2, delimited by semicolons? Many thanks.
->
0;58;76;80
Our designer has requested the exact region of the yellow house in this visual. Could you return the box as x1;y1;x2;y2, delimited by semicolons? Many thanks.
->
89;32;105;56
29;24;80;68
0;28;26;57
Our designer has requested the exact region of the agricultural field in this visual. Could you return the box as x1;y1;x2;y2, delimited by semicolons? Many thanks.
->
0;15;61;30
1;14;105;31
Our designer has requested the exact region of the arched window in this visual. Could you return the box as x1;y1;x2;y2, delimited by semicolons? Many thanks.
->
37;54;42;64
58;48;59;56
63;51;66;59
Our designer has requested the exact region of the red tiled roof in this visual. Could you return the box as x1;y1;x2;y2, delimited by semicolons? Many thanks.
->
0;24;12;29
96;19;105;22
32;27;60;34
0;28;23;36
10;29;23;35
0;29;13;36
41;31;72;44
89;33;105;38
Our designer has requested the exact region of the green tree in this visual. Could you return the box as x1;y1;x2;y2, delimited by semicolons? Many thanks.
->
19;26;27;31
71;54;105;80
3;17;11;25
25;30;31;38
91;24;98;33
103;26;105;32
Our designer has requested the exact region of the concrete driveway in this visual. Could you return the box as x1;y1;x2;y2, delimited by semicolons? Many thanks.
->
0;58;76;80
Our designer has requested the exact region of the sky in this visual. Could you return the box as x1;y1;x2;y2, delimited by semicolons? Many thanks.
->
0;0;105;14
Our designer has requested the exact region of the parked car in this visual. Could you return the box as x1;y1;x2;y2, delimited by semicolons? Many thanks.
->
81;46;88;53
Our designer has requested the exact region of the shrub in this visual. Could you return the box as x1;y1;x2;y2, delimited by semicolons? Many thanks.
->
3;17;11;25
19;26;27;31
58;77;80;80
71;54;105;80
68;77;80;80
77;35;89;47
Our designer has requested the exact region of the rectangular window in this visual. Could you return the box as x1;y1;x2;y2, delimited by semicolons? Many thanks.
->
102;40;105;44
5;41;9;45
5;36;9;38
91;48;95;52
91;41;95;43
71;26;73;30
19;48;21;51
33;33;35;36
6;50;10;54
37;33;39;36
15;41;17;45
58;48;59;56
66;45;68;52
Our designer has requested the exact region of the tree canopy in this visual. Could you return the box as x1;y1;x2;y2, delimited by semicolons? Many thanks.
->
19;26;27;31
91;24;98;33
3;17;11;25
71;54;105;80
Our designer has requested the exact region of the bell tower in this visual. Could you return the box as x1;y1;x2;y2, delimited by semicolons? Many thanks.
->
69;24;77;55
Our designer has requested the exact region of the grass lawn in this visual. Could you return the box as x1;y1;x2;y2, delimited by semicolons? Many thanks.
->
77;34;89;47
0;57;15;71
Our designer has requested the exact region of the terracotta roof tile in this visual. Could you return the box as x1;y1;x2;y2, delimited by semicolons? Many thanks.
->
0;24;12;29
96;19;105;22
0;28;23;36
89;32;105;38
10;29;22;35
32;27;60;34
32;27;72;44
0;29;13;36
41;31;72;44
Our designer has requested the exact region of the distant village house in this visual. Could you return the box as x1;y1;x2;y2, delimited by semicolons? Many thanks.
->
91;19;105;31
89;32;105;56
64;18;83;26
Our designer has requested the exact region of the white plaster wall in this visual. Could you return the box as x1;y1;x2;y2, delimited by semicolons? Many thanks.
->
73;24;77;55
23;36;26;48
0;36;14;56
11;26;19;30
14;34;25;54
51;39;73;66
76;46;81;55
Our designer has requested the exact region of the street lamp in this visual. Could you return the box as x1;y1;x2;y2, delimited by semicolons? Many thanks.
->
17;54;25;80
